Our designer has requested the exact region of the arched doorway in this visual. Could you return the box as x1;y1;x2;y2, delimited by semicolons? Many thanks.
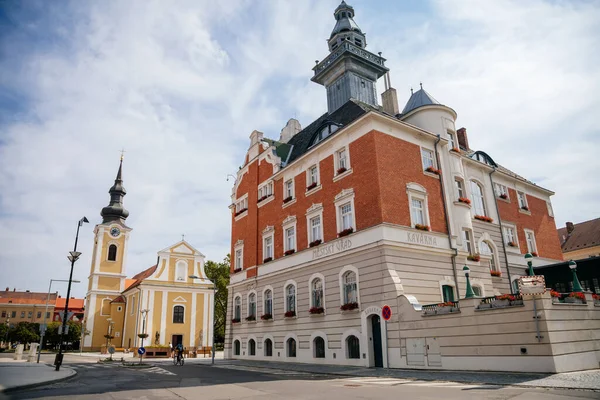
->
370;315;383;368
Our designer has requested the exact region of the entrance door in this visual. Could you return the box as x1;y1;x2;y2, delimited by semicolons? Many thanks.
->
172;335;183;347
371;315;383;368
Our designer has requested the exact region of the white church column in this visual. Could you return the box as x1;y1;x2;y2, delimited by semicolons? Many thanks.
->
190;293;197;348
203;292;209;347
160;290;168;345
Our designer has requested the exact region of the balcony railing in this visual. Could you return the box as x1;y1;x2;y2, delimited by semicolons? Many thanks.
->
313;41;386;76
422;301;460;316
477;294;523;310
551;292;587;304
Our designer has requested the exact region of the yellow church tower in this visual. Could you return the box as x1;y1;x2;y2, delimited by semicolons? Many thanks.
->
83;158;131;351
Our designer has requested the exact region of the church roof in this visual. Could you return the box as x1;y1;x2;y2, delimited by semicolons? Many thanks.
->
124;265;157;291
110;296;126;304
401;87;441;115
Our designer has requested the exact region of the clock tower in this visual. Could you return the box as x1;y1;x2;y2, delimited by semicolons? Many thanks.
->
83;157;132;350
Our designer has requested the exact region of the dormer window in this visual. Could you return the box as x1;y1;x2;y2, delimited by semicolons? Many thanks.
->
311;123;339;146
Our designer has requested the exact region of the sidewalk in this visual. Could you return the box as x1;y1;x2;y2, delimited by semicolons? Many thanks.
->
216;359;600;391
0;359;76;393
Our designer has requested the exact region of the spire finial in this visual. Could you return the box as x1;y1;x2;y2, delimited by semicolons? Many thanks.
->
120;148;126;161
181;234;185;241
410;87;413;95
420;82;423;90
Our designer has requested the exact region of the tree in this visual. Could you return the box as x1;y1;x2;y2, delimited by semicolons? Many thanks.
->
43;321;82;349
9;322;39;344
204;254;230;344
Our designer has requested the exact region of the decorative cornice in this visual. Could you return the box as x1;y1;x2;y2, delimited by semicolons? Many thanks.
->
262;225;274;234
282;215;297;226
306;203;323;215
335;188;354;202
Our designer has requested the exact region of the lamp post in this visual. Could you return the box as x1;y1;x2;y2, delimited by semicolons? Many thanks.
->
139;309;149;364
37;279;80;363
525;253;535;276
568;260;584;292
462;266;475;299
105;318;113;347
55;216;88;371
4;318;9;349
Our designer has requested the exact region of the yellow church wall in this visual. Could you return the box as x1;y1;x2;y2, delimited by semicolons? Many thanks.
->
195;293;206;347
88;295;116;350
166;254;195;283
98;229;126;274
122;291;139;350
151;291;163;345
109;302;125;347
97;277;121;291
164;292;196;348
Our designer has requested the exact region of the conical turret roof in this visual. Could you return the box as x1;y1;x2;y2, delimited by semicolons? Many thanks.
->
401;86;441;115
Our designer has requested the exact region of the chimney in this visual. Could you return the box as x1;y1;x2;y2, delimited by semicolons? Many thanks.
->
457;127;470;150
279;118;302;143
566;222;574;234
13;288;15;292
381;73;399;115
5;287;8;291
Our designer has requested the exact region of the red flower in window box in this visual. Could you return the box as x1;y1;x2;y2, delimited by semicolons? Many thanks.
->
263;257;273;263
283;196;293;204
284;249;295;256
306;182;318;191
458;197;471;205
568;292;585;300
309;307;324;314
507;241;517;247
499;194;508;200
425;166;441;175
490;270;502;277
258;194;271;203
340;302;359;311
309;239;322;248
474;215;494;223
337;167;347;175
531;252;538;257
233;267;242;273
450;147;461;153
521;205;529;211
245;315;256;322
414;224;430;231
437;301;455;307
467;254;480;262
550;290;561;298
592;294;600;300
234;208;248;217
338;228;354;237
260;313;272;320
284;311;296;318
231;318;241;323
495;294;515;301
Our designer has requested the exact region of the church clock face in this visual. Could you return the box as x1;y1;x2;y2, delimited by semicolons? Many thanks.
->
110;227;121;237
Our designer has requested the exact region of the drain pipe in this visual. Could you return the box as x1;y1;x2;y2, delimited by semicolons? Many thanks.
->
488;168;514;293
434;135;460;299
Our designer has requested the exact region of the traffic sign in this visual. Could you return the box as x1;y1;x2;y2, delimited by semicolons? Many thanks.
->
518;276;546;295
138;347;146;355
381;305;392;321
108;346;116;354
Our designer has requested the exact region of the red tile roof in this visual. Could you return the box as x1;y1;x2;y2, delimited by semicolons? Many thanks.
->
55;297;85;310
558;217;600;252
111;296;126;303
125;265;157;291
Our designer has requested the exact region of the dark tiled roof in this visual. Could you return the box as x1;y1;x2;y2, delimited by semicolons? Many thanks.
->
110;296;126;304
283;100;375;165
558;218;600;252
401;88;441;115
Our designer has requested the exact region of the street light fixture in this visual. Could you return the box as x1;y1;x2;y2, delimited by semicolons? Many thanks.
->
139;309;150;365
55;216;88;371
37;279;80;363
463;266;475;299
525;253;534;276
568;260;584;292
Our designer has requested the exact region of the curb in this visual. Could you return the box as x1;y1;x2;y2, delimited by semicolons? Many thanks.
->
1;366;77;393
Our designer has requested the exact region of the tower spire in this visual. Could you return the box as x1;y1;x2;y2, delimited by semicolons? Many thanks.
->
100;157;129;224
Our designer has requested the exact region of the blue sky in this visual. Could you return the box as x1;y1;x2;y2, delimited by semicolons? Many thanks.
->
1;0;599;298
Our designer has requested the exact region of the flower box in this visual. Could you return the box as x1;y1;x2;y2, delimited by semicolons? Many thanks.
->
306;182;318;191
458;197;471;205
309;239;322;248
436;306;453;314
258;194;272;203
425;166;441;175
231;318;240;324
531;252;538;257
593;294;600;305
521;205;529;211
564;297;584;304
233;267;242;273
467;254;480;262
337;167;347;175
490;270;502;277
492;299;510;308
284;249;295;256
414;224;430;231
340;302;359;311
499;194;508;200
263;257;273;263
260;314;272;321
284;311;296;318
234;208;247;217
338;227;354;237
283;196;293;204
245;315;256;322
137;333;149;339
507;241;518;247
450;147;461;153
309;307;324;315
474;215;494;223
550;290;561;298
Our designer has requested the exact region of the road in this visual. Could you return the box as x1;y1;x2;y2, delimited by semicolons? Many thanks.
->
4;354;599;400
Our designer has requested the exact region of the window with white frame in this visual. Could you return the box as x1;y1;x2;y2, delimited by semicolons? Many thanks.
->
340;202;353;231
411;198;425;226
494;183;508;199
518;191;528;209
421;148;434;170
448;131;456;149
175;261;187;281
285;180;294;199
285;226;296;251
455;179;465;199
470;180;486;216
525;230;537;253
336;148;348;172
342;271;357;304
311;278;323;308
235;197;248;213
407;183;429;228
310;215;322;243
234;248;243;271
503;225;517;246
234;296;241;320
308;165;319;186
264;289;273;315
263;235;273;260
248;293;256;318
462;229;473;254
285;284;296;313
258;182;273;200
480;241;498;272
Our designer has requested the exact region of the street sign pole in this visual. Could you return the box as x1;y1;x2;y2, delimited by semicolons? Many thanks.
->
518;276;546;343
381;305;392;369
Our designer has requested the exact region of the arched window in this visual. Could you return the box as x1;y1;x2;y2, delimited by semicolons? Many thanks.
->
480;241;498;272
342;271;357;305
346;335;360;359
512;279;520;293
311;278;323;309
248;339;256;356
175;261;187;281
287;338;296;358
233;340;240;356
285;285;296;313
311;124;339;146
107;244;117;261
173;305;184;323
470;181;486;216
234;297;241;320
313;337;325;358
248;293;256;318
264;338;273;357
263;289;272;316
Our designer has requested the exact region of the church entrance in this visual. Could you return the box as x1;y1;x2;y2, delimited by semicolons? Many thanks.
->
371;315;383;368
172;334;183;347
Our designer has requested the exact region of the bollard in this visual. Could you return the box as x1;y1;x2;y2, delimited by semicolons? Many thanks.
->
13;344;24;361
27;343;39;362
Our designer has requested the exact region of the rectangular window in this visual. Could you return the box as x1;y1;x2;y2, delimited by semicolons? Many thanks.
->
309;166;318;185
310;216;321;242
411;199;425;226
235;197;248;213
285;227;295;251
259;182;273;199
503;226;516;245
525;230;537;253
494;183;508;199
518;191;528;209
442;285;455;302
20;311;25;318
264;236;273;259
455;179;464;199
421;148;434;170
130;296;135;315
1;311;5;318
285;180;294;199
37;311;41;319
46;312;50;318
235;249;243;271
337;149;347;170
462;230;473;254
340;202;353;230
11;311;16;318
448;132;456;149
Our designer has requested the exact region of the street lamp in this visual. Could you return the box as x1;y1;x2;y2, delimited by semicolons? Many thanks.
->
525;253;534;276
139;309;149;364
55;216;88;371
463;266;475;299
37;279;80;363
568;260;584;292
105;318;113;347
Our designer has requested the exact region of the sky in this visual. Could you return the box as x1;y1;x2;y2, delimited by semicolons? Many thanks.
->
0;0;599;299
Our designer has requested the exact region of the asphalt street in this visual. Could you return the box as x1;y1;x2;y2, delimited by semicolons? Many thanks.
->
4;354;599;400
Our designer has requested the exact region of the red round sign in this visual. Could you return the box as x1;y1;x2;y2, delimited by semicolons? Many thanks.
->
382;305;392;321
